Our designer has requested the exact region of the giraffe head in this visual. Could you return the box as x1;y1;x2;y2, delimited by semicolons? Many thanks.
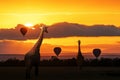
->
78;40;81;45
43;26;48;33
40;24;48;33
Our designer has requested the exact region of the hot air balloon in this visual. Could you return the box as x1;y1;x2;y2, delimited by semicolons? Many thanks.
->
93;48;101;59
20;27;27;36
54;47;62;56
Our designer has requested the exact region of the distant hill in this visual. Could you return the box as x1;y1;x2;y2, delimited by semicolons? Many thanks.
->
45;22;120;38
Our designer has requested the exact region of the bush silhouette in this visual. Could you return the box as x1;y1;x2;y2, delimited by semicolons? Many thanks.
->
0;57;120;67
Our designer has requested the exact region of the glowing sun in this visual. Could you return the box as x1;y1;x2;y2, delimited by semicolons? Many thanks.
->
24;23;33;27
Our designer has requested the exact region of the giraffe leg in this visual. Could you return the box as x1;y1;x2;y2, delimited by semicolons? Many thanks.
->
35;65;39;77
26;66;32;80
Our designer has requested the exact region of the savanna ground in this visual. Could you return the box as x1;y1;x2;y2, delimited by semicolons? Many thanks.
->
0;67;120;80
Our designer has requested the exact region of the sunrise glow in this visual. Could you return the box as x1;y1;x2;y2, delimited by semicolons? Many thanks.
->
24;23;33;27
24;23;36;30
0;1;120;79
0;0;120;28
0;0;120;57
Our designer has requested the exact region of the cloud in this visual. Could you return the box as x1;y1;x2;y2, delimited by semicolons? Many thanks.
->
0;22;120;40
0;24;41;40
0;40;34;54
45;22;120;38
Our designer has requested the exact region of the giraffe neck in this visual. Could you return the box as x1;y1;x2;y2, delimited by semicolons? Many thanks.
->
78;41;82;55
30;28;44;54
35;28;44;49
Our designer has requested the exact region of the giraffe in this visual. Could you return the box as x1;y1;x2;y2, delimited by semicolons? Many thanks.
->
76;40;84;70
24;25;48;80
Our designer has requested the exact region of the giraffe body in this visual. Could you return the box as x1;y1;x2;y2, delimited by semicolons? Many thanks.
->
76;40;84;70
24;26;48;80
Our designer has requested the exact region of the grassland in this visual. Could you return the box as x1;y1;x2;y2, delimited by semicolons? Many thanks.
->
0;67;120;80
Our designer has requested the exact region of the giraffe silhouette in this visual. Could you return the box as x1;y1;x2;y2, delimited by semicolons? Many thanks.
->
76;40;84;70
24;25;48;80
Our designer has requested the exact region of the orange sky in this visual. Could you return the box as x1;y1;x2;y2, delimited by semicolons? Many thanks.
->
0;37;120;56
0;0;120;28
0;0;120;56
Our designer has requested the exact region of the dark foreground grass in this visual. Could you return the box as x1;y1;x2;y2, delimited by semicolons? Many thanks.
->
0;67;120;80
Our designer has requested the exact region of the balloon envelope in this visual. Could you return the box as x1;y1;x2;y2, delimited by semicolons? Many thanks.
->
54;47;61;56
20;27;27;36
93;49;101;58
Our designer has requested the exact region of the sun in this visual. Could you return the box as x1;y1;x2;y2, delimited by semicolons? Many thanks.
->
24;23;35;29
24;23;33;28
